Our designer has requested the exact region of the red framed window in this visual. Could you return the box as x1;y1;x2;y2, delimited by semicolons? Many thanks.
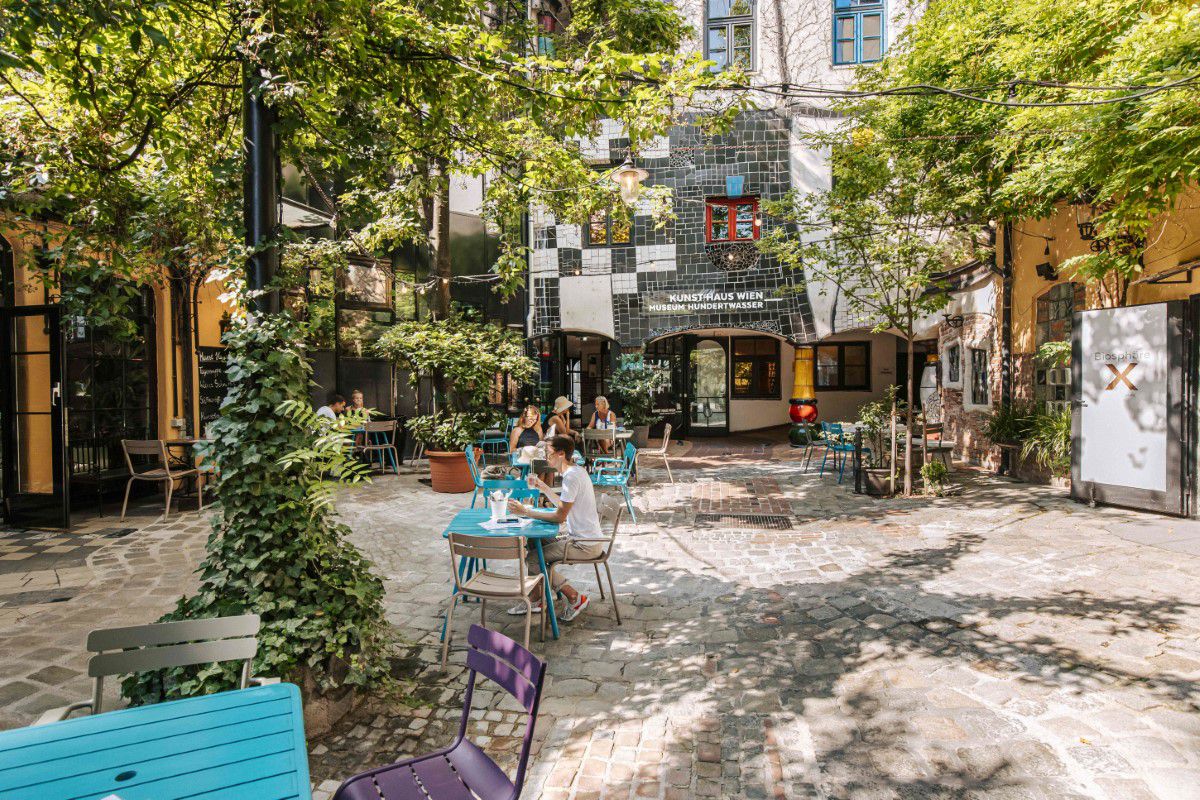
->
706;198;759;243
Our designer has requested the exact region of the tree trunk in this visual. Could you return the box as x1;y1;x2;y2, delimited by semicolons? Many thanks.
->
429;158;452;320
904;336;914;496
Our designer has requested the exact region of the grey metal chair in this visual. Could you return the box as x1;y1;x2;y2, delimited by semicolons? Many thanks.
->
581;427;617;468
33;614;273;726
359;419;400;474
548;495;624;624
121;439;202;520
635;422;674;483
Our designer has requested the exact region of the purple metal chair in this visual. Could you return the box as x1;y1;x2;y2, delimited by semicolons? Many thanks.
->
332;625;547;800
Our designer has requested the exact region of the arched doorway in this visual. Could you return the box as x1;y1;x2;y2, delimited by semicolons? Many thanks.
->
689;338;728;434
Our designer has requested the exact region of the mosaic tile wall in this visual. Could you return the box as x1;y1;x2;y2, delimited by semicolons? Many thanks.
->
529;110;817;347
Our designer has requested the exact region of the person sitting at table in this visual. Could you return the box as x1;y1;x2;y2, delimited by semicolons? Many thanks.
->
316;393;346;422
509;405;543;451
546;396;578;443
586;395;617;453
506;435;601;622
349;388;365;412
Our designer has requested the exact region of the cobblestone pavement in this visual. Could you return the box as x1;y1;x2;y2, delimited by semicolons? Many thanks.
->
2;438;1200;799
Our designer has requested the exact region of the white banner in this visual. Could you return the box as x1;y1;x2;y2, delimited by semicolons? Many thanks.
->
1078;304;1169;492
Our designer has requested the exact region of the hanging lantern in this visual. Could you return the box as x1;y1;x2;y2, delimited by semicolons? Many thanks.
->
611;157;649;204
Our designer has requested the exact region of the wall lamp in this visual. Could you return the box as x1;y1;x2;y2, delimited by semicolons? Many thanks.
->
942;314;964;329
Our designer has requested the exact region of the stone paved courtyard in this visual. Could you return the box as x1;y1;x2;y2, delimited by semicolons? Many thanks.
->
2;436;1200;799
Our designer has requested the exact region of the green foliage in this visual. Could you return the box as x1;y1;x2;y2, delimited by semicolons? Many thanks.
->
843;0;1200;283
856;384;903;468
1020;408;1073;477
275;400;373;514
2;0;727;304
1036;340;1071;369
376;315;534;450
921;459;949;491
609;354;670;427
982;402;1038;444
122;313;392;706
406;411;497;453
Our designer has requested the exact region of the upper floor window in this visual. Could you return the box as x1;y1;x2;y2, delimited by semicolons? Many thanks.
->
706;198;759;243
706;0;755;72
585;210;631;247
833;0;885;65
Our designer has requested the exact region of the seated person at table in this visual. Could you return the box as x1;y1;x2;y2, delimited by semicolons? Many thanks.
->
546;396;578;443
586;395;617;453
349;388;366;412
509;405;544;451
316;393;346;422
506;435;601;621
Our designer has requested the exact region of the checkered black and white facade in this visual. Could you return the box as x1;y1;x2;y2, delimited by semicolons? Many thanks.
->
528;111;818;349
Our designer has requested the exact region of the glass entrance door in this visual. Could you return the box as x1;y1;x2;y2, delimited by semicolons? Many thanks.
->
689;338;728;435
1;305;70;529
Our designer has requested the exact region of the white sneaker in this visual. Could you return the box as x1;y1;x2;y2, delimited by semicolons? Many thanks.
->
560;594;589;622
507;601;542;615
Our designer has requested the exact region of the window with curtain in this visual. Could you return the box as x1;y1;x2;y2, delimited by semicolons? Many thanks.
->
833;0;885;65
815;342;870;390
731;337;780;398
706;0;755;72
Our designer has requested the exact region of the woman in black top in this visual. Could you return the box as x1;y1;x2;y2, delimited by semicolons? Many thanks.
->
509;405;544;451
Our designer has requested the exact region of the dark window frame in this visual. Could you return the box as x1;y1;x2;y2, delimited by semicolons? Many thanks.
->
705;0;756;73
584;210;632;248
731;336;781;399
814;341;871;391
969;347;990;406
705;197;760;243
945;342;961;384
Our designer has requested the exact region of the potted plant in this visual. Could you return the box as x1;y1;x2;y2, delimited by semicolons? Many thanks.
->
856;385;902;497
921;460;950;496
609;353;670;447
377;315;535;492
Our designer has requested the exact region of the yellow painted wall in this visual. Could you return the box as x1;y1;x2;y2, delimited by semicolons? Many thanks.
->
1007;188;1200;356
1;216;236;509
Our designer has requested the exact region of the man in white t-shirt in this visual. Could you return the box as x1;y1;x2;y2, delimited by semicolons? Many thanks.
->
507;435;604;621
315;393;346;422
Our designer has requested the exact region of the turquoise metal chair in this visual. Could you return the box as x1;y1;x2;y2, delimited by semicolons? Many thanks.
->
591;442;637;522
478;418;515;465
466;444;526;508
818;423;870;484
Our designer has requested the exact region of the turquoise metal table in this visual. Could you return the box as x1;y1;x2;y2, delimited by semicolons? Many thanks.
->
441;508;563;640
0;683;310;800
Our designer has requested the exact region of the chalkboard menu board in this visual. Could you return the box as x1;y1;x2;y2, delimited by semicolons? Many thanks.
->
197;346;229;430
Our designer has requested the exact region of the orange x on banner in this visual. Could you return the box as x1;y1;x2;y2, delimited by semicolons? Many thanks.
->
1104;363;1138;391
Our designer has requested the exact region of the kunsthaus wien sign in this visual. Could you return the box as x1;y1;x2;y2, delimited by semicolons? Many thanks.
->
646;290;767;315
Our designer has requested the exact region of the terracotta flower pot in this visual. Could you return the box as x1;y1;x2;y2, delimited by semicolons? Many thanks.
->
427;450;475;493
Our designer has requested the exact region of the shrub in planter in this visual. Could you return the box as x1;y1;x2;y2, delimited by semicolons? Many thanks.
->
610;354;670;446
122;314;393;731
376;315;535;491
982;402;1037;446
1020;408;1072;478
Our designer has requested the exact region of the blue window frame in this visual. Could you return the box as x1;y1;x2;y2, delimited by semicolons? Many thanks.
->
833;0;885;65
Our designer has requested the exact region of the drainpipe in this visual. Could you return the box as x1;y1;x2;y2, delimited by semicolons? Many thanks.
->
243;55;280;314
1000;221;1014;406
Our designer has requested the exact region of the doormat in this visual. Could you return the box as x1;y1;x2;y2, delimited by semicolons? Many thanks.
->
695;513;793;530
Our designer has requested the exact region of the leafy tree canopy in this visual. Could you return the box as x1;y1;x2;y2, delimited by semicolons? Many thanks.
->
1;0;731;312
842;0;1200;281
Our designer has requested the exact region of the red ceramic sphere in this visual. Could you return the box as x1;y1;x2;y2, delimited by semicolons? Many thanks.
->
789;402;818;423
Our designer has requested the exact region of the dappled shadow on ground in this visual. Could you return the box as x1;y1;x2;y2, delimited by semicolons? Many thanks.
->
309;485;1199;798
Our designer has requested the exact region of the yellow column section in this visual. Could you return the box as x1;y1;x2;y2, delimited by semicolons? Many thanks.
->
791;347;814;400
